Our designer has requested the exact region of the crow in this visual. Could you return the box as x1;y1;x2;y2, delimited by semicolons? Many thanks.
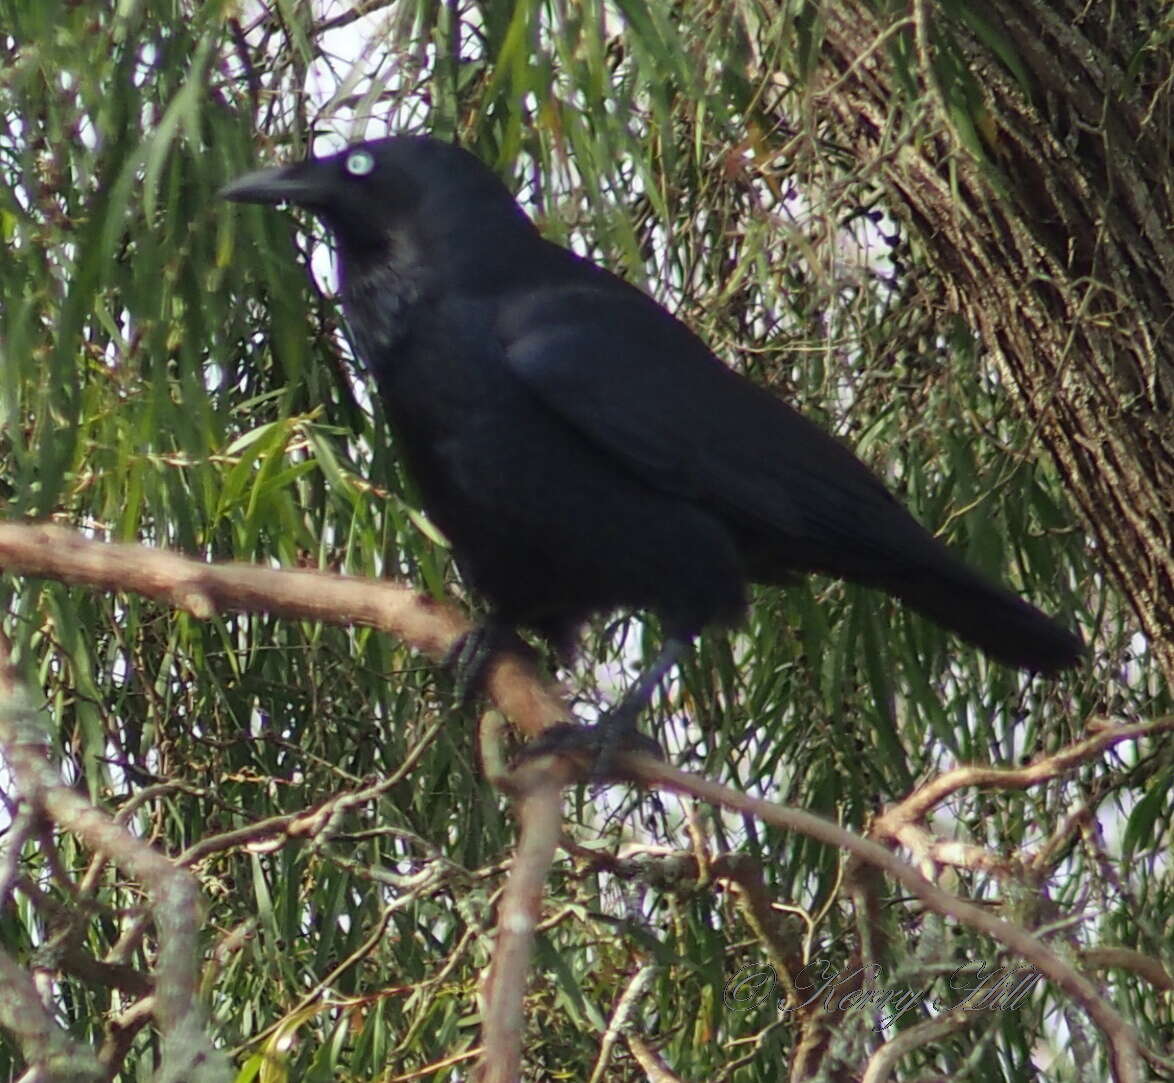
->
222;136;1082;757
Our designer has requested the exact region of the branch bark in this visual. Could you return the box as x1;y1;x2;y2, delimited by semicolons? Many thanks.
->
0;521;568;740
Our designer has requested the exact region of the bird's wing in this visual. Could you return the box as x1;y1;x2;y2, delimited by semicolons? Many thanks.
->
497;275;928;572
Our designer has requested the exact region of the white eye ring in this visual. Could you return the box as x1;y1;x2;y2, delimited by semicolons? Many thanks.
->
344;149;375;176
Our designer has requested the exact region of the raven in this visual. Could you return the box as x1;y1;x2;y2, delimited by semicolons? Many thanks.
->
223;136;1082;752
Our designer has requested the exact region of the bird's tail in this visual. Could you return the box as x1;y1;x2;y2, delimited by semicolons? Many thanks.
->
889;558;1083;675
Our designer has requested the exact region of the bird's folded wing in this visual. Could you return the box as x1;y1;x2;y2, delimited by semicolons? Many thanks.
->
498;283;929;567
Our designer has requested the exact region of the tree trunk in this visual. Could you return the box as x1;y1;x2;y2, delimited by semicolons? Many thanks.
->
811;0;1173;681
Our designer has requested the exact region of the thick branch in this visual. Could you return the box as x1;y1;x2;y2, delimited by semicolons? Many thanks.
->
0;521;567;739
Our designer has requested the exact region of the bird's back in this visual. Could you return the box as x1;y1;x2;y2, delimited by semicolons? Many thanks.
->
315;136;1081;673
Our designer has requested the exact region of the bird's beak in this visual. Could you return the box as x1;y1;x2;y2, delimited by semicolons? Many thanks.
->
220;161;327;207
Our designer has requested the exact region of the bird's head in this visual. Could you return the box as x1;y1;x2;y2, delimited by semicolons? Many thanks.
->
221;136;535;272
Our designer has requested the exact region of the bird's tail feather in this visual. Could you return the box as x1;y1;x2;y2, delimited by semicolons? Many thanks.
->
890;559;1083;675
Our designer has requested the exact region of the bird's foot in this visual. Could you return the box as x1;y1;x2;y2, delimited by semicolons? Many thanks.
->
446;621;530;706
521;711;663;781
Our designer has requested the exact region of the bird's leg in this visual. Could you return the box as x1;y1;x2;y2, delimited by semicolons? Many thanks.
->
592;635;688;775
522;636;689;778
446;618;529;706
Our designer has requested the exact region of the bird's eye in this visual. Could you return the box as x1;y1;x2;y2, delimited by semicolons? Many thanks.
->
344;150;376;177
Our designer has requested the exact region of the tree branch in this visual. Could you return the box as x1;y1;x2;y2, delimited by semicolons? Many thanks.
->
0;521;567;740
0;633;227;1083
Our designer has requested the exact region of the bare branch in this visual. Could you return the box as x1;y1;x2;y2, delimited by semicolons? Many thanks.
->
590;964;661;1083
626;1034;683;1082
630;753;1142;1083
0;634;227;1082
0;522;568;740
861;1009;976;1083
874;716;1174;830
0;946;103;1082
1081;948;1174;993
477;712;579;1083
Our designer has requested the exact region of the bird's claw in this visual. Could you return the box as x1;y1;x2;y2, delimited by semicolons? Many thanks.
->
519;716;663;781
446;622;528;706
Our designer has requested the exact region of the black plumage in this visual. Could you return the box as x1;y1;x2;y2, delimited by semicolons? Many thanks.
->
222;136;1082;745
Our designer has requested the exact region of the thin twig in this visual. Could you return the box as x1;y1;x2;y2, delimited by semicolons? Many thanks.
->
861;1009;976;1083
627;753;1142;1083
874;716;1174;830
0;634;227;1082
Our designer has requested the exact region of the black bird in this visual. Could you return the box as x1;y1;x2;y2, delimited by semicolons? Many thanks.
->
222;136;1082;754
